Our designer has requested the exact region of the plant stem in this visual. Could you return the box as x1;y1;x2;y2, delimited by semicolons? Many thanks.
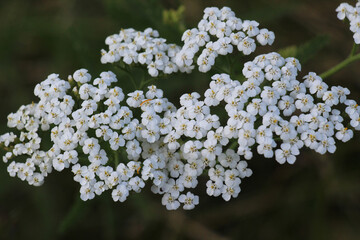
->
113;151;119;167
139;73;170;90
350;43;358;57
229;140;238;150
320;52;360;79
139;78;156;89
114;65;138;89
226;55;233;76
213;65;229;74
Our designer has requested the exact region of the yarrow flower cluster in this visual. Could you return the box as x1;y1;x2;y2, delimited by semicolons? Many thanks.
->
177;6;274;73
101;28;183;77
0;69;179;205
1;5;360;210
101;6;274;76
336;1;360;44
175;53;358;165
2;51;360;209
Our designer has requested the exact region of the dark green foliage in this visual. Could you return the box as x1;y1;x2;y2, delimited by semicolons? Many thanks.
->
279;35;329;63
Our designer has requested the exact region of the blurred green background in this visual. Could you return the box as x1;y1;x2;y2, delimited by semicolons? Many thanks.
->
1;0;360;239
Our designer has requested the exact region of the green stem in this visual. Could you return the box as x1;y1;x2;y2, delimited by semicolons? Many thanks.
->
229;140;238;150
113;151;119;167
350;43;358;57
139;72;170;90
114;65;138;89
139;78;157;89
320;52;360;79
213;65;229;74
226;55;233;76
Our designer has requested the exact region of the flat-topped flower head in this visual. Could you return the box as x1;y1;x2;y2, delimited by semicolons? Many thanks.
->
1;4;360;211
101;6;274;75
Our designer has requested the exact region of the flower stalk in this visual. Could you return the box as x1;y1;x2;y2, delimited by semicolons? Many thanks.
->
320;52;360;79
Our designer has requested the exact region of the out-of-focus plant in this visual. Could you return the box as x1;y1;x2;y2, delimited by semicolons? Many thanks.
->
163;5;186;33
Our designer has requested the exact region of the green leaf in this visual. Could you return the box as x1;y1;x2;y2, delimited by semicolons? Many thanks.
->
296;35;329;63
278;35;329;64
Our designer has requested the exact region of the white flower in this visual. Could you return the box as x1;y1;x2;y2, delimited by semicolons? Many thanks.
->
301;130;322;150
141;124;160;143
336;3;351;20
80;184;95;201
201;140;221;161
109;132;125;150
73;69;91;83
175;50;194;68
83;138;100;155
129;176;145;192
265;65;281;81
179;192;199;210
224;169;241;187
197;54;215;73
295;93;314;112
238;127;256;148
183;140;203;160
275;143;298;164
257;138;276;158
322;91;339;106
316;136;336;154
161;193;180;210
256;29;275;45
164;131;180;150
53;154;69;171
222;184;241;201
28;173;44;186
274;121;297;141
148;62;159;77
261;87;280;105
213;37;233;55
206;180;223;197
126;91;144;107
112;183;129;202
242;20;259;37
94;181;107;195
335;124;353;142
238;37;256;55
146;85;163;99
168;159;184;178
237;161;253;178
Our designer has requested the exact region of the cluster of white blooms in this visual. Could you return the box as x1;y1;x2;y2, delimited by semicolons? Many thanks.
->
169;53;360;167
0;67;253;209
101;6;274;76
2;51;359;210
177;6;274;72
0;69;190;208
0;68;217;209
2;4;360;211
156;52;359;205
101;28;183;77
336;1;360;44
